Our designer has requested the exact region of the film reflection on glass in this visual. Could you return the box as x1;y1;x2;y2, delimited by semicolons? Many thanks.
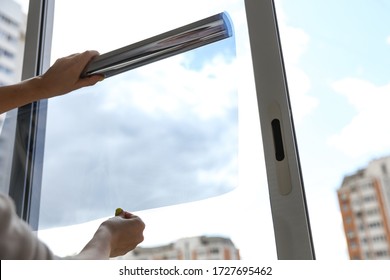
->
81;12;233;78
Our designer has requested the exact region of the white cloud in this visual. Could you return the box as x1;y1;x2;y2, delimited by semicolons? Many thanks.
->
285;65;317;122
387;36;390;45
328;78;390;158
103;53;237;121
277;11;319;123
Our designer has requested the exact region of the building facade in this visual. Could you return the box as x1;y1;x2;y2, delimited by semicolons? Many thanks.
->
0;0;26;193
0;0;25;86
338;156;390;259
120;235;240;260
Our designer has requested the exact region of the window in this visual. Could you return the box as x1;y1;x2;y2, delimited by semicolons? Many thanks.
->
347;231;355;239
0;13;19;28
381;164;387;175
366;207;379;216
372;235;386;242
0;47;15;59
209;248;220;254
376;250;388;257
11;0;390;261
340;192;348;201
368;221;382;228
364;195;376;202
0;64;13;75
36;0;277;260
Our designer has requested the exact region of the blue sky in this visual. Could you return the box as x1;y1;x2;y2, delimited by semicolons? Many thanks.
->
278;0;390;185
280;0;390;138
281;0;390;83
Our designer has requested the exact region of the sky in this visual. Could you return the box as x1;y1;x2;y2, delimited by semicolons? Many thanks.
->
10;0;390;260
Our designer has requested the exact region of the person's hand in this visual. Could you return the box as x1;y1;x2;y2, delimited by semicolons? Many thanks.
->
102;210;145;258
76;209;145;259
37;50;104;98
0;50;105;114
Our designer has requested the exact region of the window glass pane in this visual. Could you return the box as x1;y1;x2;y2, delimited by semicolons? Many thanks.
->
275;0;390;259
0;0;28;194
37;0;276;259
40;3;240;225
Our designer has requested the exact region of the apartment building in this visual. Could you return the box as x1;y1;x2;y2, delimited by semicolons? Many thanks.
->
338;156;390;259
0;0;26;192
0;0;25;86
120;235;240;260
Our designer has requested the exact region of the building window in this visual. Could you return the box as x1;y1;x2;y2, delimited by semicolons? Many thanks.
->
376;250;388;257
0;64;12;75
0;13;19;29
0;47;15;59
209;248;220;254
368;221;382;228
366;207;379;215
381;163;388;175
372;235;387;242
0;29;17;44
364;195;376;202
340;192;347;201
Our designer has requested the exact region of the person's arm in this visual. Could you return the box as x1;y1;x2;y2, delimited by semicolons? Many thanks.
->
0;193;55;260
72;210;145;260
1;192;144;260
0;50;103;114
